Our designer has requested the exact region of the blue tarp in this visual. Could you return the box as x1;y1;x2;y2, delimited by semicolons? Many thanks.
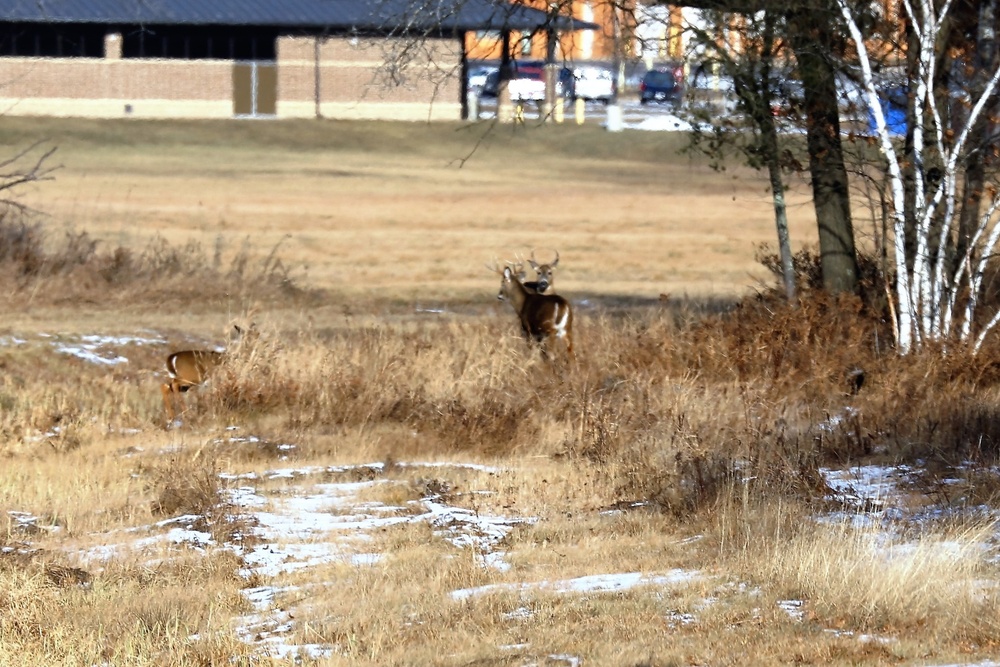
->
868;86;908;136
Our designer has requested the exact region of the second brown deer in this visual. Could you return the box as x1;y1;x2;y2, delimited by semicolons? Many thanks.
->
521;250;559;294
161;325;247;422
496;265;573;359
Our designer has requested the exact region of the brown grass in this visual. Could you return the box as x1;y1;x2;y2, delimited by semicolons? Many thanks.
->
0;117;998;666
1;117;818;312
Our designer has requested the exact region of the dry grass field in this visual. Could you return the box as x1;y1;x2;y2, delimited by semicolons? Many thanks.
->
2;116;1000;666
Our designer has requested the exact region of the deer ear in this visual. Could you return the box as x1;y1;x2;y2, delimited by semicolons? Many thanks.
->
503;267;513;279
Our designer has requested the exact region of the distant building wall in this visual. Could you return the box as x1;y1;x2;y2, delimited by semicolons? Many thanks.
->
277;36;462;120
0;33;463;120
0;57;233;117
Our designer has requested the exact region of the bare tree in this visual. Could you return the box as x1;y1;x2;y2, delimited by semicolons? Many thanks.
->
683;9;801;300
0;141;58;212
837;0;1000;353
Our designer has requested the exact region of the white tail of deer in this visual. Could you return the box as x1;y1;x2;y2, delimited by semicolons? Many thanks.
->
161;325;245;422
496;264;573;359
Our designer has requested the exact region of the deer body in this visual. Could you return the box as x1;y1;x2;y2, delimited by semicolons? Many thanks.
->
160;325;243;421
498;266;573;358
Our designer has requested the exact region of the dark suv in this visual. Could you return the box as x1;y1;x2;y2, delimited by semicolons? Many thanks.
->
639;68;683;106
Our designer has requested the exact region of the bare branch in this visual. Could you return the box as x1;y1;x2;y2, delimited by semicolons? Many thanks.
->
0;141;59;214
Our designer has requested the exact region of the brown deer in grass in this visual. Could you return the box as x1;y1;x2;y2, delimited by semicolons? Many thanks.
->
496;264;574;359
515;250;559;294
161;325;245;422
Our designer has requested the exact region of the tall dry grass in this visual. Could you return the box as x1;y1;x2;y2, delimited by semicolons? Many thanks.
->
0;209;304;310
3;119;1000;664
5;238;1000;512
0;552;253;667
717;493;1000;645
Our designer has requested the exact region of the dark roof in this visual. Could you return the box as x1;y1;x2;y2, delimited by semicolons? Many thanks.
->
0;0;597;32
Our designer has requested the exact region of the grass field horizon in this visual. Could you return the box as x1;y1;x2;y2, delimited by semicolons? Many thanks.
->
2;117;999;666
4;117;818;311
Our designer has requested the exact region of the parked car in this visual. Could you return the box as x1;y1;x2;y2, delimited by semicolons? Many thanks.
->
689;63;735;92
639;68;683;106
768;76;804;117
508;66;546;102
480;64;562;103
572;66;615;104
558;67;575;100
467;65;496;92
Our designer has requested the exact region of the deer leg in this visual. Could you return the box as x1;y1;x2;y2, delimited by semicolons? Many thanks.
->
161;379;192;421
161;382;176;422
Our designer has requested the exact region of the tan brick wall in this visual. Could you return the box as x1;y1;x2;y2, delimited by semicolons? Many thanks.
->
276;37;313;62
0;34;463;120
276;36;462;120
0;58;231;101
280;99;461;121
0;98;233;118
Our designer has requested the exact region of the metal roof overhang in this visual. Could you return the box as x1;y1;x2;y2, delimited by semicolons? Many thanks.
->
0;0;598;33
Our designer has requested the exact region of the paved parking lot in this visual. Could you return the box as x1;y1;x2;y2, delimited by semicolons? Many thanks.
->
473;96;696;132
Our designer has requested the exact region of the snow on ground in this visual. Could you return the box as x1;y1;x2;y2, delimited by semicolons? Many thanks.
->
222;459;613;663
43;451;999;663
10;332;1000;660
631;113;694;132
15;332;167;366
451;569;700;601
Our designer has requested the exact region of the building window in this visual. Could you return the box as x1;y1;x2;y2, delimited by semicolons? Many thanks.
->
121;28;276;60
0;24;277;60
0;25;104;57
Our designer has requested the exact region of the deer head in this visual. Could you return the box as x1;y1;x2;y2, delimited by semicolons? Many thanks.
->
524;250;559;294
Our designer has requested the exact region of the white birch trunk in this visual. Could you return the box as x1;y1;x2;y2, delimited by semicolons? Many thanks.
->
837;0;1000;354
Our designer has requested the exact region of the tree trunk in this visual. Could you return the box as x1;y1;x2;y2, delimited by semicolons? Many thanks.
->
751;13;796;301
955;0;997;274
788;5;859;294
767;152;796;301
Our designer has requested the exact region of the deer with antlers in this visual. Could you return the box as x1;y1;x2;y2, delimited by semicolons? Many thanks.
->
495;264;573;360
161;324;247;422
517;250;559;294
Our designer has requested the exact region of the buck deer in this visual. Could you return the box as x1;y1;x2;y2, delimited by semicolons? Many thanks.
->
520;250;559;294
496;265;573;359
161;325;245;422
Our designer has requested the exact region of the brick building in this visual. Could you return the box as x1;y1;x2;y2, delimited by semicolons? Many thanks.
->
0;0;585;120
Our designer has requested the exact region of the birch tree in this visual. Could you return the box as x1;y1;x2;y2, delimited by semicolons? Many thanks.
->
837;0;1000;354
682;9;801;300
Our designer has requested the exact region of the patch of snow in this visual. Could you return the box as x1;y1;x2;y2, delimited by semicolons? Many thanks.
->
665;610;697;627
821;464;912;513
816;406;860;433
55;343;128;365
778;599;805;621
48;333;168;366
631;114;693;132
80;334;166;347
451;569;700;601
